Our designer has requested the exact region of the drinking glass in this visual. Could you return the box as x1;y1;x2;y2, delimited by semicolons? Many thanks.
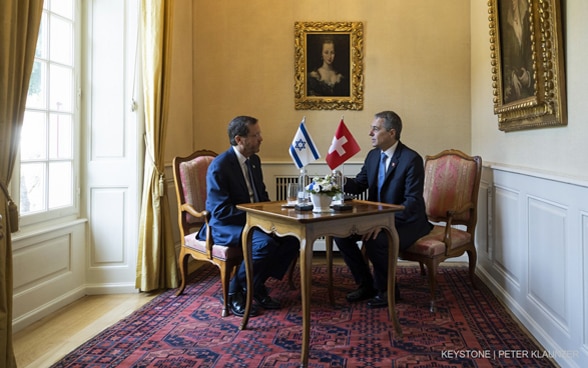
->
287;183;298;205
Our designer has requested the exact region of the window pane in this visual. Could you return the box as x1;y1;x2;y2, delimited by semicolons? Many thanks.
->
21;111;47;160
49;64;73;112
27;60;47;109
50;15;73;66
20;163;47;214
48;161;72;209
51;0;73;20
49;113;72;159
36;13;48;59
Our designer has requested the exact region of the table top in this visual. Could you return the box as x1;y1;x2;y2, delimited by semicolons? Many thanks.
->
236;199;404;224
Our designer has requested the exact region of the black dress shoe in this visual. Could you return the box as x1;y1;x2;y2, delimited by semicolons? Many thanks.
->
253;287;282;309
367;285;401;309
254;294;282;309
228;290;259;317
367;293;388;309
346;285;377;303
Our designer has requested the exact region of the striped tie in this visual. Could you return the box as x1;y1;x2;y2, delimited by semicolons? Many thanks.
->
245;159;260;202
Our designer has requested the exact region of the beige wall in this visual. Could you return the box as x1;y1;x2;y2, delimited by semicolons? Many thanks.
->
166;0;194;159
166;0;471;164
471;1;588;180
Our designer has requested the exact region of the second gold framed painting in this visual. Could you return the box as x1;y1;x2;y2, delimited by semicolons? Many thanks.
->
489;0;566;131
294;21;364;110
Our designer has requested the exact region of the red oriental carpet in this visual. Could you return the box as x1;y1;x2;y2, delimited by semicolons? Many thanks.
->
50;263;556;367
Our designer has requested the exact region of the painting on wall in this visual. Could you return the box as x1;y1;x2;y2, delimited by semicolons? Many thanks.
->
294;21;364;110
488;0;566;132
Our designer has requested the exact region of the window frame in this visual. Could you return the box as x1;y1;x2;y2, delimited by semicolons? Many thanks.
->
12;0;81;228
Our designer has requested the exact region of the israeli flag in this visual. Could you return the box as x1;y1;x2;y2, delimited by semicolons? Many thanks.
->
289;117;321;169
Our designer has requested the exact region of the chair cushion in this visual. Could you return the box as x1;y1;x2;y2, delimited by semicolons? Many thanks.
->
184;234;242;261
403;225;472;257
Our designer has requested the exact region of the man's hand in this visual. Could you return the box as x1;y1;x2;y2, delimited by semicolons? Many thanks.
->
361;227;382;242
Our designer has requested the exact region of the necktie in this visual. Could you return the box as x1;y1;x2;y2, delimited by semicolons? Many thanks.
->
378;152;387;201
245;159;260;202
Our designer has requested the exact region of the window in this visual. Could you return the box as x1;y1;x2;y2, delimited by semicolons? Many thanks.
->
19;0;78;223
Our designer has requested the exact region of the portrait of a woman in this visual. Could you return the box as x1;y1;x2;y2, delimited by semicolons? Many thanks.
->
306;35;350;97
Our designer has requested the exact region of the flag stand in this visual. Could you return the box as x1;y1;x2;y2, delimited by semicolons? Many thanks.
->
332;163;344;205
298;167;309;204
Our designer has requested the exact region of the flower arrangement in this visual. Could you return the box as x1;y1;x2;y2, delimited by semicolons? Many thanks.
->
305;174;342;197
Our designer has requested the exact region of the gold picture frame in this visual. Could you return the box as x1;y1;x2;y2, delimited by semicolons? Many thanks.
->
488;0;566;132
294;21;364;110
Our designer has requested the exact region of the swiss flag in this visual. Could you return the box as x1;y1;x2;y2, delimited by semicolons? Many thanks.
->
325;119;361;170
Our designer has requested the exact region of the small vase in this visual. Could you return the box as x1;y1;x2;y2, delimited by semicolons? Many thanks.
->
310;193;333;213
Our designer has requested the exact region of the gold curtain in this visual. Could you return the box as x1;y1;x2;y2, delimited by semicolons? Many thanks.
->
0;0;44;366
135;0;177;291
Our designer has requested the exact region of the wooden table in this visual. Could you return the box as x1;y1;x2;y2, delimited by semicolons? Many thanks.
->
237;199;404;367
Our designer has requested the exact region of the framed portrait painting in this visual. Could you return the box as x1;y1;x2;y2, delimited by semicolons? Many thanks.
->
488;0;566;131
294;21;364;110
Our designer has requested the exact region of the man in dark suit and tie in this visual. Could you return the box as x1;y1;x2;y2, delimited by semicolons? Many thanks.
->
198;116;299;317
335;110;433;308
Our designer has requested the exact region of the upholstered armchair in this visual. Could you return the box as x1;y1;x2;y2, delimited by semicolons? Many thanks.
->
400;149;482;312
172;150;243;317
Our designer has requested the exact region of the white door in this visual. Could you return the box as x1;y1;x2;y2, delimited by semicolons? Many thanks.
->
83;0;143;292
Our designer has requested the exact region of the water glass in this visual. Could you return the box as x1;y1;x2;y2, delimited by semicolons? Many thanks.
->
287;183;298;205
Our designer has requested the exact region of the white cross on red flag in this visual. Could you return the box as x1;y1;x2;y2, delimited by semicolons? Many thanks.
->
325;119;361;170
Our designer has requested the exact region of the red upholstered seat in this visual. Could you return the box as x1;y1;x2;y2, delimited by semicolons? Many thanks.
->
183;235;242;260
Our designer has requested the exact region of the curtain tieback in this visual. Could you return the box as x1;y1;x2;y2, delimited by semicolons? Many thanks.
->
0;180;19;233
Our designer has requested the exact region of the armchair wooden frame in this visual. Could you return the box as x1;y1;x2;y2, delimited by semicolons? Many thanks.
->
172;149;243;317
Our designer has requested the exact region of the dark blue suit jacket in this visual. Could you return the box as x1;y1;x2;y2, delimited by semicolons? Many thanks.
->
344;142;432;247
197;148;269;246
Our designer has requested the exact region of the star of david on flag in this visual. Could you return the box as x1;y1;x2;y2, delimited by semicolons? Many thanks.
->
325;118;361;170
289;117;321;169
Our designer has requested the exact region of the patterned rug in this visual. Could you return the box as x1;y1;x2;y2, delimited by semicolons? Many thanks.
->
51;263;556;367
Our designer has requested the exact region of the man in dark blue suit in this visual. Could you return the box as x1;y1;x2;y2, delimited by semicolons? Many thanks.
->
198;116;299;317
335;110;433;308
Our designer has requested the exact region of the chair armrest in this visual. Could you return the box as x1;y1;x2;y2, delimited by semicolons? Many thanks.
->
181;204;215;257
182;203;208;219
441;201;474;251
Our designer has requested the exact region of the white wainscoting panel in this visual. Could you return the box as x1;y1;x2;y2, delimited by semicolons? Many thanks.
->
476;180;490;258
13;234;71;290
492;183;523;290
85;185;137;292
12;220;87;332
89;189;126;265
527;196;568;335
476;165;588;368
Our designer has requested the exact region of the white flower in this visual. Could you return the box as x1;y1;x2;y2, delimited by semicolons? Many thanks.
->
305;174;342;196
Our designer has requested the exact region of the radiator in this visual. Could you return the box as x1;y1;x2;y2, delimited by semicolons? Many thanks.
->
274;176;299;201
274;175;369;201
